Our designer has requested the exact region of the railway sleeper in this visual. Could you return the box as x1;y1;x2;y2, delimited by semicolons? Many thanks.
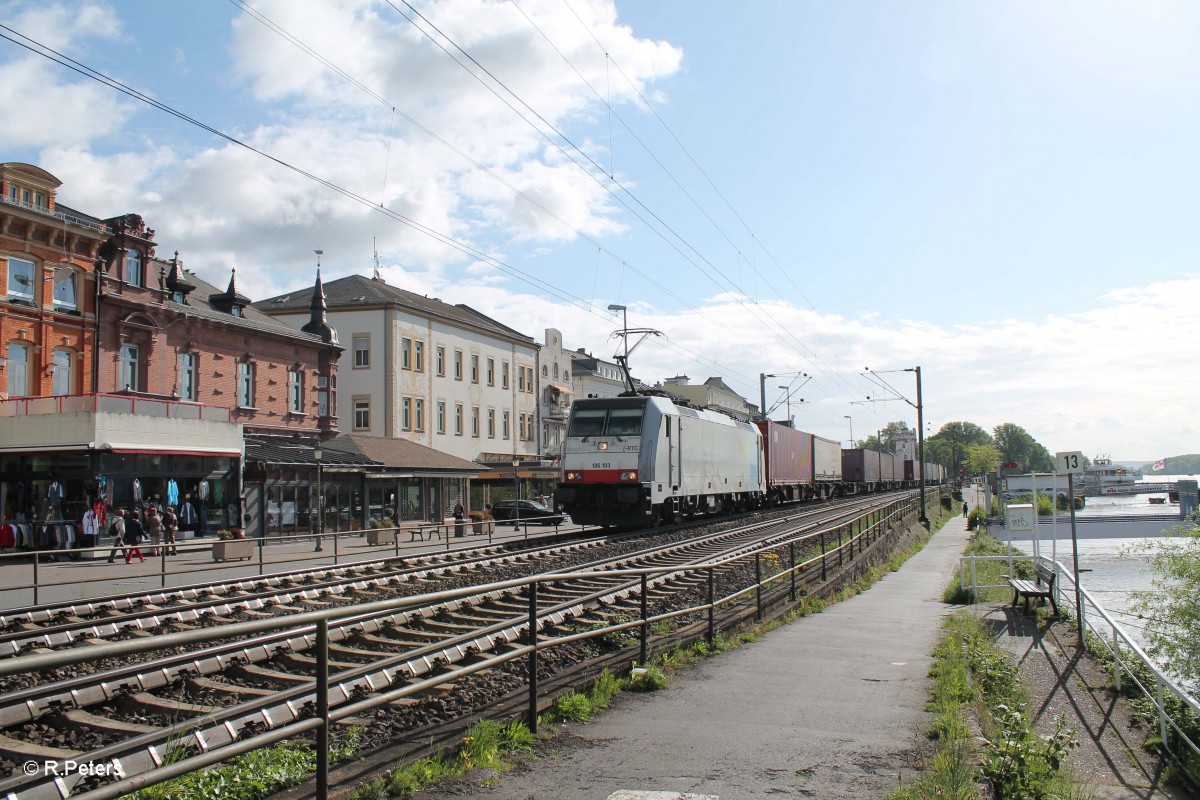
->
271;652;361;673
186;676;274;700
328;644;392;661
61;708;157;737
230;664;313;687
418;619;483;635
122;692;220;718
0;730;80;762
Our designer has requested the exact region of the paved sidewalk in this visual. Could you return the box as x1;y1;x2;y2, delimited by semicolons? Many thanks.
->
463;516;974;800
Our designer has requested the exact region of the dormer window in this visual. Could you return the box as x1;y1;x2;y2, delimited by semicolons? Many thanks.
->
124;248;142;287
231;306;242;317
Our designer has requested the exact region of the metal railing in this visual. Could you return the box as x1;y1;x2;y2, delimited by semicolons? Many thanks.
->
959;552;1200;767
0;392;231;421
0;496;915;800
0;516;581;612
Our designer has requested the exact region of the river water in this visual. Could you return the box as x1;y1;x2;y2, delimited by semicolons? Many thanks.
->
984;475;1197;651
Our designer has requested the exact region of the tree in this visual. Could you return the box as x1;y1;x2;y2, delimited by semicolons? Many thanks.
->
993;423;1038;472
929;421;993;478
861;421;911;453
1132;523;1200;690
966;443;1002;476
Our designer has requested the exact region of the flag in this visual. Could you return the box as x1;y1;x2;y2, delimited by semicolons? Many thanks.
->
1153;459;1166;471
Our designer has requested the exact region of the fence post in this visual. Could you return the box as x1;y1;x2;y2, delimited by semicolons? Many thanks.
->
315;618;329;800
706;566;714;644
1156;675;1169;751
640;573;649;666
789;542;796;602
970;557;977;599
527;582;539;733
33;552;39;606
820;531;827;582
333;531;339;564
838;528;843;567
160;546;167;589
754;553;763;622
258;537;264;574
1112;625;1122;692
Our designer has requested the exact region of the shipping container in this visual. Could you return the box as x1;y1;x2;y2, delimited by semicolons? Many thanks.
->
841;449;881;483
813;435;842;481
754;420;814;499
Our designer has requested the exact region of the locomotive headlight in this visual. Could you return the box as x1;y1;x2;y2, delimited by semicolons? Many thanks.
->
564;471;581;481
597;441;608;451
619;470;638;481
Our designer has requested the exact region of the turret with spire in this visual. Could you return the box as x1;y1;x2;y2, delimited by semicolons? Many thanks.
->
165;251;197;300
209;267;251;316
301;269;338;343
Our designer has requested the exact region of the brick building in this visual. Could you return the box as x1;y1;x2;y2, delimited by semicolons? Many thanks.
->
0;163;342;542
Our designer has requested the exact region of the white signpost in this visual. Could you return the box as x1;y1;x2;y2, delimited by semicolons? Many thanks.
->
1055;451;1085;642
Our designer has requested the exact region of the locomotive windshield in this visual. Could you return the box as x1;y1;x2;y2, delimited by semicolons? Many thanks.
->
567;406;645;437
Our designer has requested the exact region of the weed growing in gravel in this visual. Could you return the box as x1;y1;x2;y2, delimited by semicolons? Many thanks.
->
628;665;667;692
894;612;1078;800
361;718;537;798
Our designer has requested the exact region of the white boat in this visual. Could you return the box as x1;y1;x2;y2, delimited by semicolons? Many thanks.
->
1082;454;1138;494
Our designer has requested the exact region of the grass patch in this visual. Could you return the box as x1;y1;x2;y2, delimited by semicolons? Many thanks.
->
356;718;537;798
942;532;1032;605
894;612;1078;800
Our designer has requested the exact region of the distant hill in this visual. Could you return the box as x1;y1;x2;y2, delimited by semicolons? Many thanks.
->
1137;454;1200;475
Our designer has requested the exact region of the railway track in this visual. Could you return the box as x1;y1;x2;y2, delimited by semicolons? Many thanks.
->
0;494;912;799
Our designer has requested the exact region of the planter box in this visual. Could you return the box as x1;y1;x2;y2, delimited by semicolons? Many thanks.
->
472;521;495;535
366;529;394;546
212;538;254;562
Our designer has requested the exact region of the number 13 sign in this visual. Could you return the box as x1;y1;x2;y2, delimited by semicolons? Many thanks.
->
1056;451;1084;474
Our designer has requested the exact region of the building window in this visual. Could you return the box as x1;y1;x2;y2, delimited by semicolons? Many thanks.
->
318;375;331;417
354;399;370;431
471;354;479;384
518;413;526;442
454;349;463;380
402;397;412;430
414;398;424;431
554;363;559;380
401;337;412;370
526;367;535;393
52;267;77;310
472;406;480;437
118;344;139;392
6;343;30;396
288;369;303;413
172;291;185;303
502;410;510;440
436;345;445;376
518;367;525;392
124;248;142;287
6;257;35;301
437;401;446;434
237;361;255;407
487;357;495;386
178;352;197;401
353;335;370;368
455;403;463;435
49;349;72;396
487;408;495;438
414;341;424;372
502;361;509;389
542;365;548;378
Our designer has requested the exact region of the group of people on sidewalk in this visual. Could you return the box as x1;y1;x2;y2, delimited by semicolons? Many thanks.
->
107;505;180;563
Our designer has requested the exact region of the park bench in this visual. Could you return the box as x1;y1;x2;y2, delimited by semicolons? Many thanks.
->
1007;561;1058;615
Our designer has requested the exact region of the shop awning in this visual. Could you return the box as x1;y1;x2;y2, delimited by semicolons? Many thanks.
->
548;383;573;394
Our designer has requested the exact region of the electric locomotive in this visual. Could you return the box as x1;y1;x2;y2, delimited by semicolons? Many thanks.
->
555;394;765;527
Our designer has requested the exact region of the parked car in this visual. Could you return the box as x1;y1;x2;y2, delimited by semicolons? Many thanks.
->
489;499;565;525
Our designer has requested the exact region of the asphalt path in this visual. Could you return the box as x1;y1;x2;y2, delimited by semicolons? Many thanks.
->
461;516;972;800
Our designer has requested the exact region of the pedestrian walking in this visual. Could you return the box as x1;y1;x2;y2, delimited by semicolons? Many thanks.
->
162;505;178;556
107;508;127;563
124;509;146;564
144;506;163;556
962;501;969;518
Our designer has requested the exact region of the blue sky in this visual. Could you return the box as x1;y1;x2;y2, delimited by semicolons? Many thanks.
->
2;0;1198;460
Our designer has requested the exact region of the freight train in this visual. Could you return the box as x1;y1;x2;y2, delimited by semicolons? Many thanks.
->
555;392;945;528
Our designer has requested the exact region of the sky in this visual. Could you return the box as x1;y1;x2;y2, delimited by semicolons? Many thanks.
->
2;0;1198;461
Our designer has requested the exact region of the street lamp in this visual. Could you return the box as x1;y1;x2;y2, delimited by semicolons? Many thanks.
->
512;457;521;530
607;304;628;361
844;415;854;448
313;443;324;552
